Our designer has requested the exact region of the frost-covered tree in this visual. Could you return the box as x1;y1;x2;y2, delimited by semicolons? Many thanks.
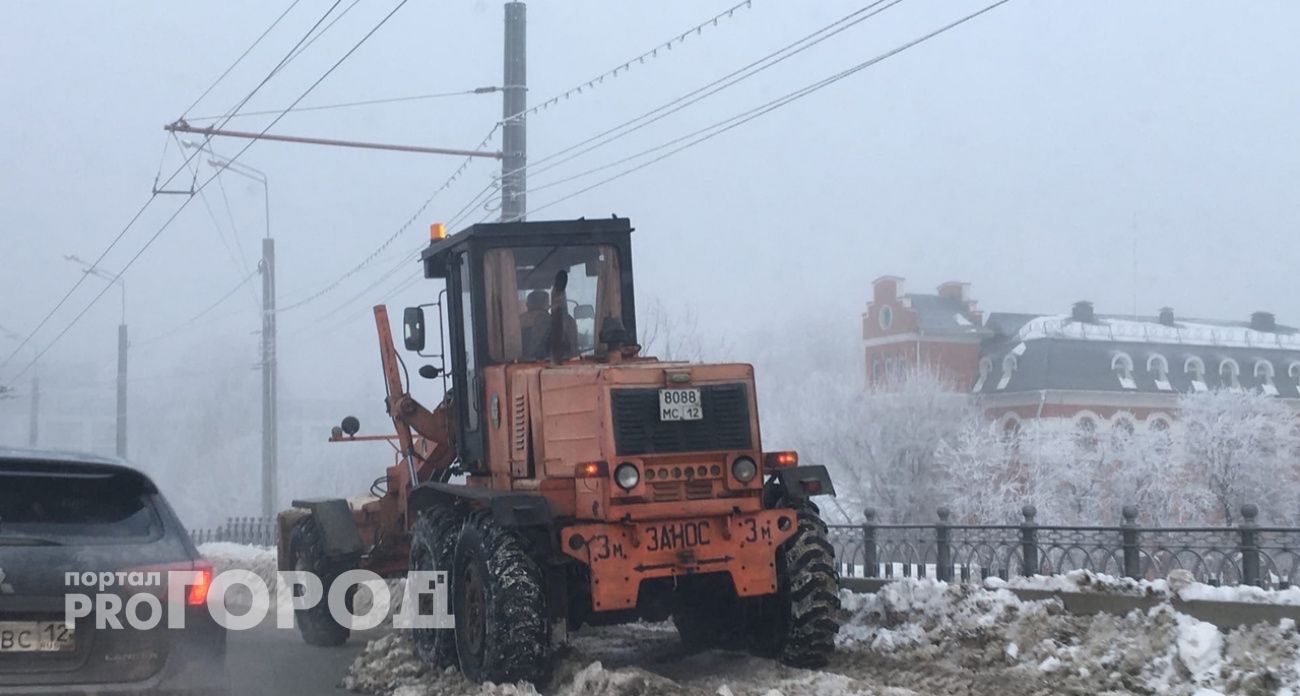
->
1178;388;1300;525
856;370;975;523
638;296;730;362
937;419;1023;523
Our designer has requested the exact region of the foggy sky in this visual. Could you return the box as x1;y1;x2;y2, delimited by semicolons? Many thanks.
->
2;1;1299;517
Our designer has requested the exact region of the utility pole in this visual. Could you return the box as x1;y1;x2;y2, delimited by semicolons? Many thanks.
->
186;140;279;518
260;237;277;519
64;255;127;459
0;325;38;447
501;1;527;222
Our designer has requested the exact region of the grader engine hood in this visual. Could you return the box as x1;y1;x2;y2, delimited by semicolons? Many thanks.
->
531;361;767;522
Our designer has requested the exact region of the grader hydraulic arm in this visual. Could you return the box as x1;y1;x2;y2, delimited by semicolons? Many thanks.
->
374;305;457;496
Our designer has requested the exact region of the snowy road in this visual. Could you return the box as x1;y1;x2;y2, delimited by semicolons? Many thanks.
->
198;545;1300;695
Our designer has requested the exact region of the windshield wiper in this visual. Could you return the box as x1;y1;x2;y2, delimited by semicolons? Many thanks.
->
0;534;64;546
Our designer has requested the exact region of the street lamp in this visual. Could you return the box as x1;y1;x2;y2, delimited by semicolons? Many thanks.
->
62;255;127;458
0;324;38;447
182;139;277;518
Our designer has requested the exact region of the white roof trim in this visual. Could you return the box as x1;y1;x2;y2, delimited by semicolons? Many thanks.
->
1014;315;1300;350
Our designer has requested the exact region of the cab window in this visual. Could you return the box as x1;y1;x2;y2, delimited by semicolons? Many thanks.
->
482;245;622;363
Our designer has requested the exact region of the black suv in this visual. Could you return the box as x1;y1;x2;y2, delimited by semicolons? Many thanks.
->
0;448;228;695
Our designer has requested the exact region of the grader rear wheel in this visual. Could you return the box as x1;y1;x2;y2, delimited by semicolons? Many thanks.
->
407;505;463;667
289;517;351;647
452;509;551;684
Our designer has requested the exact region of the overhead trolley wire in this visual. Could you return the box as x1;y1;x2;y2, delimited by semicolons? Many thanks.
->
179;0;304;119
0;0;348;377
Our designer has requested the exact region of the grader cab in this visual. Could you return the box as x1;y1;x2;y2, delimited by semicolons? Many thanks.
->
278;217;840;684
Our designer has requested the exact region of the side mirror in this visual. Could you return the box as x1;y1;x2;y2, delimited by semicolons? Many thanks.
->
340;416;360;437
574;304;596;320
403;307;425;351
418;365;442;379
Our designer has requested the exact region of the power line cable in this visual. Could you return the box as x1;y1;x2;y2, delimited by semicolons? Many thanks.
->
274;125;498;314
135;268;261;347
271;1;762;316
180;0;304;118
503;0;757;124
280;0;365;71
4;0;412;383
188;87;498;121
514;0;904;186
451;0;901;220
0;0;346;376
512;0;1014;222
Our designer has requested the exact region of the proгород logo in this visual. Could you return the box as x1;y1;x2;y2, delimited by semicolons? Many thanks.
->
59;569;454;631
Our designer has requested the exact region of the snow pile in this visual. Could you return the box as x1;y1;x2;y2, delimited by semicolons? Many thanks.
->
838;579;1300;694
991;568;1300;606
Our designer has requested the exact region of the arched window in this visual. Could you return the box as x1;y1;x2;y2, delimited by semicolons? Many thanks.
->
1289;362;1300;389
1185;356;1207;392
1148;354;1171;391
972;357;992;392
1219;358;1241;389
871;358;883;385
997;354;1017;390
1112;352;1136;390
1255;360;1278;396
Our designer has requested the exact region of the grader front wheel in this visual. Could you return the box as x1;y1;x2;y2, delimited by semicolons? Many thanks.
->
452;510;551;684
746;498;841;668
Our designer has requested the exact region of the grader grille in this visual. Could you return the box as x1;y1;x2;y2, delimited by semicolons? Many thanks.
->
610;383;752;455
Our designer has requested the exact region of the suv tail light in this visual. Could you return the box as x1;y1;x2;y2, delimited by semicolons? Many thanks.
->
126;559;214;606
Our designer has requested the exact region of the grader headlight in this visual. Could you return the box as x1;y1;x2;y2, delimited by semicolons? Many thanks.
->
614;462;640;490
731;456;758;483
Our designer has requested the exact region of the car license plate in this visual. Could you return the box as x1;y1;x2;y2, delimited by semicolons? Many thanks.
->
0;621;75;653
658;388;702;421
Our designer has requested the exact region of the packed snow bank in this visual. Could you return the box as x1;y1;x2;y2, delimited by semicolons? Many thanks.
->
989;568;1300;606
198;541;278;591
840;579;1300;695
345;624;902;696
195;541;404;616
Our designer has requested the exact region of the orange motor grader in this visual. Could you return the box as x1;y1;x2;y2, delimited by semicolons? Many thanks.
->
277;217;840;683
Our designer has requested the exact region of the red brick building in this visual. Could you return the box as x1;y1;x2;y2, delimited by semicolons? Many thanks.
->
864;275;1300;432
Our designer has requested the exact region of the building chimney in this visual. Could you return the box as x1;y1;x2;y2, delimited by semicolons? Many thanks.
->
1158;307;1176;326
1071;301;1095;323
1251;311;1276;332
936;281;969;303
